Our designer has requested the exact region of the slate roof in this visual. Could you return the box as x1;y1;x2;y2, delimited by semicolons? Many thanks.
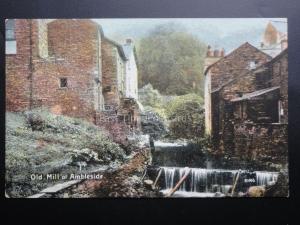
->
230;86;280;102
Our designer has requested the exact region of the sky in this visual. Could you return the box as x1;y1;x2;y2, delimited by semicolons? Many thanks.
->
93;18;287;53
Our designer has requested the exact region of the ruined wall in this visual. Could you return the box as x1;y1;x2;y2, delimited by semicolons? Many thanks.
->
234;123;288;164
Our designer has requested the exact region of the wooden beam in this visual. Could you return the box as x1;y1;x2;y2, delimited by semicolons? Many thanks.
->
152;168;162;189
165;168;191;197
231;170;241;196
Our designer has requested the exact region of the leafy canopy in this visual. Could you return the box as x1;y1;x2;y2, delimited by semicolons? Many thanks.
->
137;23;206;95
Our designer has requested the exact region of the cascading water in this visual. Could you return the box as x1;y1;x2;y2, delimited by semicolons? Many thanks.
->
256;171;278;186
161;167;278;197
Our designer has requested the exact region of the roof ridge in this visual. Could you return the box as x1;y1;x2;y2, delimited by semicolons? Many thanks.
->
204;42;271;75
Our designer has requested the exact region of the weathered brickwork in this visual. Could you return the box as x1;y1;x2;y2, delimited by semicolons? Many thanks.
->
101;38;126;109
6;20;32;112
6;19;103;123
6;19;141;136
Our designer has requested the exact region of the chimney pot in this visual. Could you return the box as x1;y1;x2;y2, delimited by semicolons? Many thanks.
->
220;48;225;57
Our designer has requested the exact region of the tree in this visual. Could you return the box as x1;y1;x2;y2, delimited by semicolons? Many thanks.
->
165;94;204;139
137;23;206;96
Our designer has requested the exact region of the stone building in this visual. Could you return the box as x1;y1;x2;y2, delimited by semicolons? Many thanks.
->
203;42;271;147
5;19;140;130
203;39;288;163
101;36;141;130
230;49;288;161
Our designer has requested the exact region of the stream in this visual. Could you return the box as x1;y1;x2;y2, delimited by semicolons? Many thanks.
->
149;140;279;197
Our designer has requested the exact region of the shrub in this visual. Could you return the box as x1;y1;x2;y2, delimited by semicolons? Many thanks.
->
165;94;204;139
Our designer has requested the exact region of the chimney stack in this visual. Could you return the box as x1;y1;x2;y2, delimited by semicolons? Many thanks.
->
220;48;225;57
213;49;220;57
206;45;213;57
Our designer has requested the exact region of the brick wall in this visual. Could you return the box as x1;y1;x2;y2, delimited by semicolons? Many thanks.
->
6;20;32;111
102;38;126;109
6;19;103;123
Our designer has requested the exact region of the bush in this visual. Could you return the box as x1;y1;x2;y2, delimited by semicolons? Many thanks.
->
5;109;126;197
140;107;167;139
165;94;204;139
138;84;163;108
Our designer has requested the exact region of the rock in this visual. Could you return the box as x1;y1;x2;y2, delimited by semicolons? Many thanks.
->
265;172;289;197
237;192;246;197
247;186;265;197
65;148;102;166
214;192;225;197
212;184;220;192
144;180;153;187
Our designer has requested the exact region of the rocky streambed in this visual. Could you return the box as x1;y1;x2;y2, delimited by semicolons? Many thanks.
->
46;147;159;198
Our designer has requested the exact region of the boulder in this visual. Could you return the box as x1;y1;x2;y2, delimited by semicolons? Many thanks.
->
143;179;154;189
247;186;265;197
65;148;102;166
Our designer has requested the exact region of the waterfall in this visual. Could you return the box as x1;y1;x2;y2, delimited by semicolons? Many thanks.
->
256;171;278;186
161;167;278;194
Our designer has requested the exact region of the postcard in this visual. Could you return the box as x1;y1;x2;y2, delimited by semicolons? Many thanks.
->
5;18;288;198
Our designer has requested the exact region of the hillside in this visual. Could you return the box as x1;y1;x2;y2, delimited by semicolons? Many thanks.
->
5;109;128;197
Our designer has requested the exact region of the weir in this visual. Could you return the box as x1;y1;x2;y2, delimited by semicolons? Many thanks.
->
160;166;278;196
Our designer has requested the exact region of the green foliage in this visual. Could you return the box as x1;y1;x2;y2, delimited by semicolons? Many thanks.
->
138;84;163;108
165;94;204;139
137;23;206;95
5;109;125;197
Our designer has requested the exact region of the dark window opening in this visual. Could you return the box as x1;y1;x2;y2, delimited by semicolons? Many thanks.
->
255;72;272;89
103;86;112;92
60;78;68;88
246;100;279;123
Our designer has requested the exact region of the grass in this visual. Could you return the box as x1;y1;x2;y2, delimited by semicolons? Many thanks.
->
5;108;126;197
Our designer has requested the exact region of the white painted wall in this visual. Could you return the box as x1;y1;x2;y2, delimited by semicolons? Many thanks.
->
125;51;138;100
204;72;212;135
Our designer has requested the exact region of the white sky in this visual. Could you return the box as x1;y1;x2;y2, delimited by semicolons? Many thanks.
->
93;18;287;52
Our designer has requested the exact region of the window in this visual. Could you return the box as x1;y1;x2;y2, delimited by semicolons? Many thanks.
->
5;19;16;54
248;61;257;70
59;78;68;88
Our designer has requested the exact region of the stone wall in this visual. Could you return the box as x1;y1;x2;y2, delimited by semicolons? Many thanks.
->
270;50;288;123
207;42;271;91
234;122;288;164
